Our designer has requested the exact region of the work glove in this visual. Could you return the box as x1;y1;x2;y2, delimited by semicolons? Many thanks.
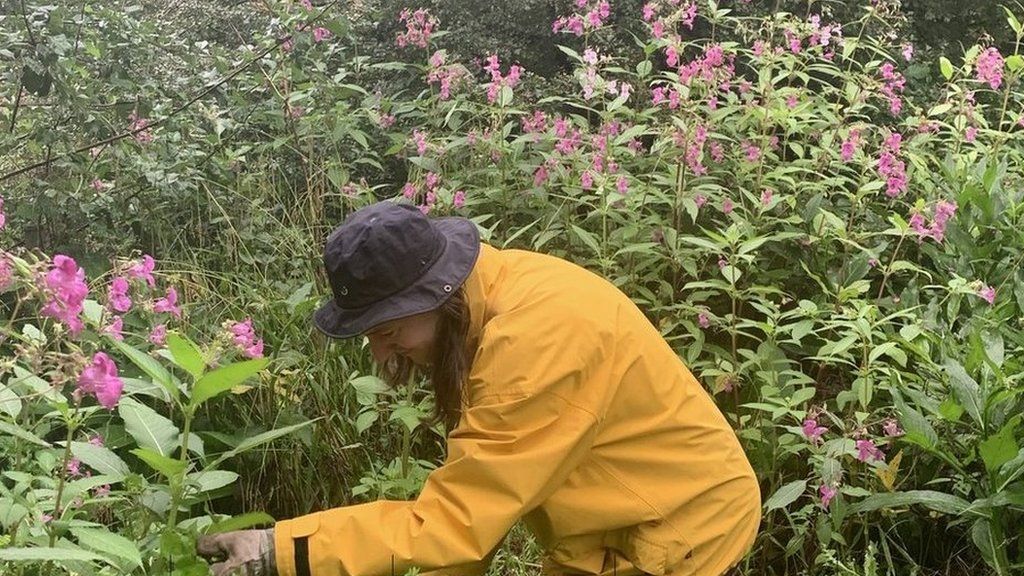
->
196;528;277;576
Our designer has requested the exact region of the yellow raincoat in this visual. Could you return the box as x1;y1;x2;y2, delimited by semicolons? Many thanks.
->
274;244;760;575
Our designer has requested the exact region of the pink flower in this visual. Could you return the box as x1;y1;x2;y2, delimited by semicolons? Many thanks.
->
976;47;1004;89
128;255;156;288
300;0;312;9
965;126;978;142
0;255;11;290
901;43;914;62
395;8;438;49
722;198;734;214
581;170;594;189
742;140;761;162
424;172;441;190
855;439;885;462
642;2;656;21
802;418;827;444
89;435;105;447
453;190;466;208
412;129;428;156
694;194;707;208
752;40;766;57
149;324;167;345
697;310;710;329
616;176;629;195
883;419;904;437
402;182;418;200
94;485;111;498
76;352;124;410
40;255;89;336
378;114;396;129
760;189;773;206
103;316;124;341
977;284;996;305
819;484;837;509
90;179;107;191
67;457;82;477
0;195;5;229
533;165;549;187
717;256;728;269
107;277;132;313
877;131;906;198
153;287;181;318
909;211;929;237
583;48;599;65
840;129;860;161
313;27;330;42
786;94;799;108
930;200;957;242
227;317;266;358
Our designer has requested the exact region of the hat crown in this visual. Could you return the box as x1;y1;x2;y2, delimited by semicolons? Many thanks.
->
323;203;446;309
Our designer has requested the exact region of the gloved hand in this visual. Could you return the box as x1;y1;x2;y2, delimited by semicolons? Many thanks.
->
196;528;277;576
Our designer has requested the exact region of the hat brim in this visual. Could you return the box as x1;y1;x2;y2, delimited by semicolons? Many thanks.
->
312;216;480;339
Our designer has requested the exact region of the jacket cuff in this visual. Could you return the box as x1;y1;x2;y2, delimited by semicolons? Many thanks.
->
274;514;322;576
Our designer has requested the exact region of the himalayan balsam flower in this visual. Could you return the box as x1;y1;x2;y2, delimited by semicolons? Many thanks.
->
396;8;437;48
76;352;124;410
103;316;124;341
883;419;904;437
840;129;860;162
722;198;734;214
412;129;429;156
149;324;167;346
976;47;1004;90
855;439;885;463
228;318;265;359
153;287;181;318
581;171;594;189
616;176;629;195
760;189;773;206
819;484;837;509
67;457;82;477
108;277;132;313
741;141;761;162
977;284;996;305
878;132;906;198
694;194;707;209
483;54;525;104
312;27;330;43
453;190;466;208
965;126;978;142
879;62;906;114
0;195;5;229
128;255;156;288
802;418;827;444
0;255;12;290
697;310;710;329
40;255;89;336
901;43;914;62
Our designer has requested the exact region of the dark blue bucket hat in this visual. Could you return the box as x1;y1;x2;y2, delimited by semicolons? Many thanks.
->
313;202;480;339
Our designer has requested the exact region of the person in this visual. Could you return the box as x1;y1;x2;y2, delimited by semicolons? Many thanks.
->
197;201;761;576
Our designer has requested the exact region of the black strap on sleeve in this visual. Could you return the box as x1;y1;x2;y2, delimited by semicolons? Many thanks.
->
294;536;311;576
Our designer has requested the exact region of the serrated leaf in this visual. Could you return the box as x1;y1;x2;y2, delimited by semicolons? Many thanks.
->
71;527;142;570
206;512;276;534
119;398;180;457
939;56;954;80
69;442;129;479
166;333;206;379
0;547;107;563
764;479;807;511
209;420;317;469
131;447;187;480
944;359;983;426
109;339;178;400
847;490;969;515
189;359;268;410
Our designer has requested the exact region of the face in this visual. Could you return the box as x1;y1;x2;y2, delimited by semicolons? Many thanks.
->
363;310;440;367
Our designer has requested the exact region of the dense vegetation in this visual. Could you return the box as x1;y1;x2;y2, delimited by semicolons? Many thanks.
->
2;1;1023;574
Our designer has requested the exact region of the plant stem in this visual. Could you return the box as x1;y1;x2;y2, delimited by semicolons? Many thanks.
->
876;232;907;300
167;409;194;529
50;411;78;546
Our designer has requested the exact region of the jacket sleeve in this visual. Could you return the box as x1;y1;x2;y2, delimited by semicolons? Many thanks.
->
273;315;603;576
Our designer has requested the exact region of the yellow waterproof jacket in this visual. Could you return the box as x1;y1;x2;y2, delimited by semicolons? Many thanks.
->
274;244;760;576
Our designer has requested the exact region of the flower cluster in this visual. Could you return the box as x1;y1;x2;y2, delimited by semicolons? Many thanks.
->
908;200;957;243
128;111;153;144
426;51;470;100
40;255;89;336
976;47;1004;90
482;54;524;104
226;318;265;359
0;195;6;229
879;62;906;114
840;128;861;161
395;8;438;48
877;132;906;198
76;352;125;410
552;0;611;36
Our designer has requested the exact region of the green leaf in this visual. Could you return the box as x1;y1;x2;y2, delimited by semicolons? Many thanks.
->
10;366;64;402
570;224;602;256
0;547;106;563
979;419;1020;473
119;397;180;457
847;490;970;515
69;441;130;479
764;479;807;511
167;333;206;379
1007;54;1024;72
971;520;999;569
998;449;1024;491
0;421;49;447
189;358;268;410
944;359;983;426
939;56;954;80
71;527;142;571
0;381;21;418
131;447;187;480
636;60;652;78
209;420;318;468
389;405;424;433
109;339;178;401
355;410;378;434
206;512;276;534
1005;6;1023;35
186;470;239;493
894;394;938;450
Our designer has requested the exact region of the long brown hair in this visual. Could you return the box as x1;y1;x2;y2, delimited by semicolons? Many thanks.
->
380;287;471;432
